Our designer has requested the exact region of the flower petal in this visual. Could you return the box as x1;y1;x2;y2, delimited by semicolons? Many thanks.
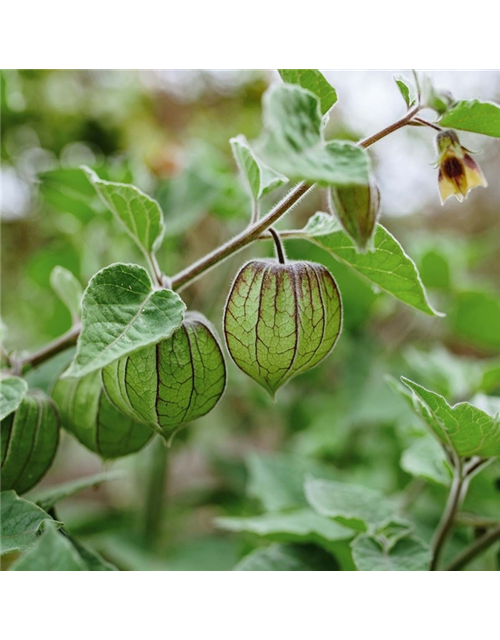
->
439;169;463;204
463;153;488;192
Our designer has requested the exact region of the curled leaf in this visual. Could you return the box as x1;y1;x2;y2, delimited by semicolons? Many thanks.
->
329;177;381;252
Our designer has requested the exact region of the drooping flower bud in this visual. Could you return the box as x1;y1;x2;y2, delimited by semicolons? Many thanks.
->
102;312;226;440
329;178;381;253
53;370;153;459
224;260;342;397
1;390;59;494
436;129;487;204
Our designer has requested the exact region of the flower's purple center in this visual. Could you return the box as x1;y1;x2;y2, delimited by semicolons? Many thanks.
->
443;157;464;181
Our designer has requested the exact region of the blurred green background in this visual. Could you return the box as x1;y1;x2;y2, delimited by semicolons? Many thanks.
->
1;69;500;570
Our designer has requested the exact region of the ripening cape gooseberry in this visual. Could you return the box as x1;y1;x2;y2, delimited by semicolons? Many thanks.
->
1;390;59;494
102;312;226;439
224;260;342;397
53;370;153;459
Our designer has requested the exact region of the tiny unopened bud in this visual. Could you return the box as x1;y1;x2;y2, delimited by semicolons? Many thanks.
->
329;178;381;252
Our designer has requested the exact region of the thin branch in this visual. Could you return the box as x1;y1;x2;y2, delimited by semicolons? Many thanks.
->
170;181;313;291
464;456;492;478
446;525;500;571
16;324;81;371
412;117;442;132
430;459;468;571
456;513;500;529
357;104;421;149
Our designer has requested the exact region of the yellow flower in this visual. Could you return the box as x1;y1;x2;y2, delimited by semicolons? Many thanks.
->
436;130;487;205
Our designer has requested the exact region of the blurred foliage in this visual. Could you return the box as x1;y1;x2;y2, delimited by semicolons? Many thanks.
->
1;70;500;571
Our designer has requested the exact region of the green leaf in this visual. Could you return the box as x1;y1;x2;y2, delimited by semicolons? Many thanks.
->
234;543;339;571
39;167;102;222
230;134;287;202
246;453;337;512
351;534;431;571
83;167;165;257
393;74;417;108
216;509;353;550
439;99;500;137
63;263;185;378
15;525;85;570
292;212;442;317
0;491;59;555
0;377;28;421
68;536;118;571
260;85;370;187
305;477;394;531
29;471;124;512
401;436;453;486
400;377;500;458
278;69;337;115
450;290;500;351
374;519;413;548
50;266;83;322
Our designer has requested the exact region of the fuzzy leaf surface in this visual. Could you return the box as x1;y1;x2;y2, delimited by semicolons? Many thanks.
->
351;534;431;571
439;99;500;137
278;69;337;114
294;212;442;316
260;85;370;186
0;377;28;421
64;263;185;378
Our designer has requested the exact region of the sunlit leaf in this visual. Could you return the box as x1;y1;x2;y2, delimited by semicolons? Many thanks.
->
439;99;500;137
84;167;165;257
305;477;394;531
0;491;60;555
230;134;287;201
351;534;431;571
401;435;452;486
216;509;353;550
0;377;28;421
400;377;500;458
260;85;370;187
63;263;185;378
246;453;337;512
290;212;442;316
278;69;337;114
393;74;417;108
